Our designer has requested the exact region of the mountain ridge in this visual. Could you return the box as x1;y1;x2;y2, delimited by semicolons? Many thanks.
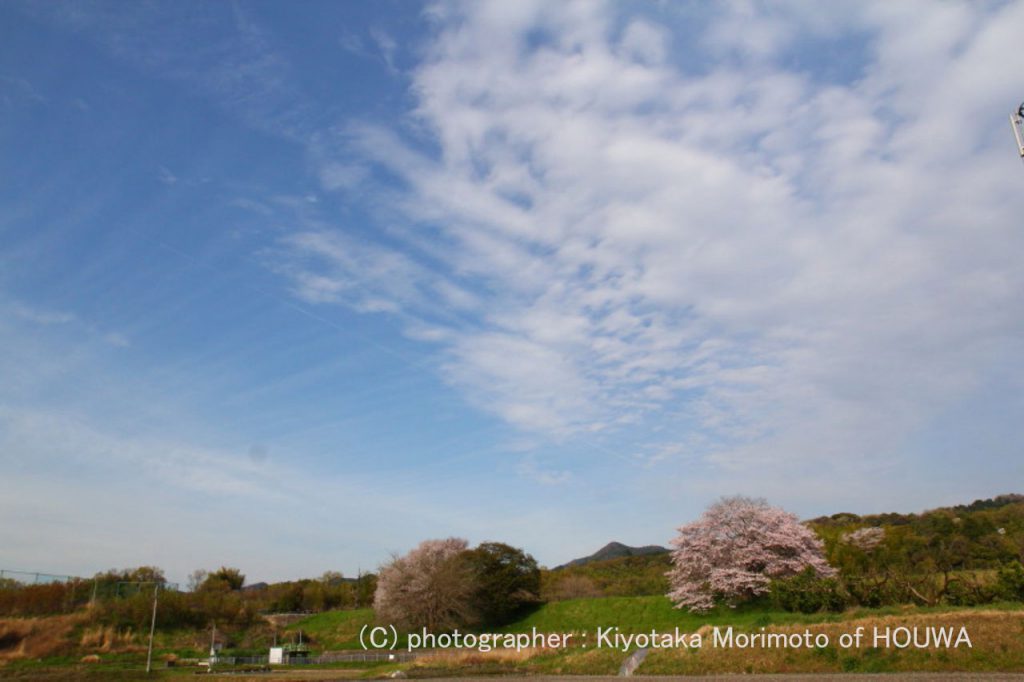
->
556;541;669;569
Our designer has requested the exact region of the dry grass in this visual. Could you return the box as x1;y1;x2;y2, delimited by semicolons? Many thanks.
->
413;645;542;667
642;608;1024;674
264;613;310;628
78;625;137;652
0;614;87;663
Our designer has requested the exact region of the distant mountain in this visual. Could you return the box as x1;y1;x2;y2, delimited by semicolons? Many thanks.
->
557;541;669;569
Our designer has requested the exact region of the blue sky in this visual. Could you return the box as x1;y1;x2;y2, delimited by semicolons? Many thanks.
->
2;0;1023;584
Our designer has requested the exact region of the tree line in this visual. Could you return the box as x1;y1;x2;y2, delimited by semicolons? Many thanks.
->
0;565;376;629
2;494;1021;632
372;495;1024;631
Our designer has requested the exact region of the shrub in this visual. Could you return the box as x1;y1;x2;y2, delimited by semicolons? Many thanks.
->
996;561;1024;601
943;575;995;606
770;567;848;613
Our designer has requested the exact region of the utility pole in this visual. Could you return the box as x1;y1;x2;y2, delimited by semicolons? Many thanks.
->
113;579;175;674
145;583;158;674
210;622;217;670
1011;102;1024;160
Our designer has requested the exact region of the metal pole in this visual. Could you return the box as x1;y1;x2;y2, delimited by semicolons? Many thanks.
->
145;584;158;674
1011;108;1024;159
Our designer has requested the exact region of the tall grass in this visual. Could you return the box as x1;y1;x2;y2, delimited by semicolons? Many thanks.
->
0;614;86;662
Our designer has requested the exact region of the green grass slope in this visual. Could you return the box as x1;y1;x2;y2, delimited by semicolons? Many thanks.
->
502;595;851;635
285;608;375;650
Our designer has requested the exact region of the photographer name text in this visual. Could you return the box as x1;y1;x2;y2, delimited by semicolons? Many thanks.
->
360;624;972;653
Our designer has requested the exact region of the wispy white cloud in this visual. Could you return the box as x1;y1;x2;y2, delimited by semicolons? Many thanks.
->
317;162;368;192
338;24;402;77
277;0;1024;475
18;1;318;140
0;307;541;577
0;406;283;498
11;302;75;325
0;73;46;108
272;229;479;319
157;165;178;185
517;455;571;486
101;331;131;348
8;300;131;350
339;30;365;56
370;28;399;74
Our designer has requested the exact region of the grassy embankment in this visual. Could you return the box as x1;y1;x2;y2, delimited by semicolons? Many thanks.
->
291;596;1024;676
2;597;1024;678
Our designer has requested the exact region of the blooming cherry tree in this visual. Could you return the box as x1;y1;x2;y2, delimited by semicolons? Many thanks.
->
667;497;835;612
374;538;475;630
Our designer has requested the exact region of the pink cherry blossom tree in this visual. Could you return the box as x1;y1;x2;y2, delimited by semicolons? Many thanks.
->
373;537;475;631
667;496;836;612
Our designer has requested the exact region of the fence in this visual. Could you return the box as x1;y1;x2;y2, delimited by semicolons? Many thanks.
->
0;569;182;618
316;651;419;663
212;651;419;666
0;570;92;615
0;569;75;585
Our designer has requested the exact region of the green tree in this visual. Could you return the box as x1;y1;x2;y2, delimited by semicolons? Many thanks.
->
463;542;541;626
202;567;245;591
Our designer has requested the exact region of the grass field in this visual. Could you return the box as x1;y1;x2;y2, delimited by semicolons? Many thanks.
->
399;602;1024;676
281;596;835;651
285;607;376;649
290;594;1024;643
502;595;833;632
2;597;1023;678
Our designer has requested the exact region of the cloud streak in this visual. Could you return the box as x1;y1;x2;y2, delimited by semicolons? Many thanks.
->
277;0;1024;472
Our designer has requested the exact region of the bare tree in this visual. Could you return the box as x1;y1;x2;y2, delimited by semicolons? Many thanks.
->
187;569;209;593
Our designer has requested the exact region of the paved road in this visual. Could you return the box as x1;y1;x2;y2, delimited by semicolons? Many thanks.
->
15;669;1024;681
192;673;1024;682
201;670;1024;681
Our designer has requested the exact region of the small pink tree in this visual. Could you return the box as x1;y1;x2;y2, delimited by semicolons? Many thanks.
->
667;496;835;612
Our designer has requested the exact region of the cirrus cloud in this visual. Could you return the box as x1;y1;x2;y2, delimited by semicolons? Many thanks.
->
276;0;1024;472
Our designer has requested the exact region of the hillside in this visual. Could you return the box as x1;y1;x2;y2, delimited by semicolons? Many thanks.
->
809;493;1024;527
809;494;1024;572
556;541;669;569
541;552;672;601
